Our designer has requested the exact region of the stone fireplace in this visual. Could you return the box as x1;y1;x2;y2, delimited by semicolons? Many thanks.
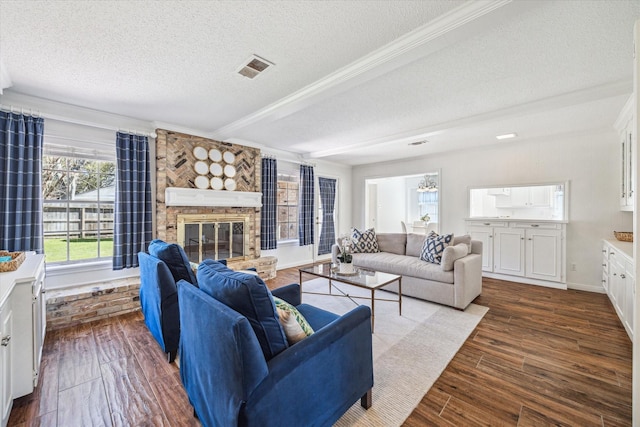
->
155;129;276;278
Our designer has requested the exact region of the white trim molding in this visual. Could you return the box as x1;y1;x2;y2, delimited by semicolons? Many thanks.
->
165;187;262;208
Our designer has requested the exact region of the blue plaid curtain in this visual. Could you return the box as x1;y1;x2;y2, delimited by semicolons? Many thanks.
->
261;157;277;250
299;164;315;246
0;112;44;253
113;132;152;269
317;177;336;255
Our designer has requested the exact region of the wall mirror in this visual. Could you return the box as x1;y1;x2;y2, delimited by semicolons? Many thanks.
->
365;171;440;234
468;182;568;221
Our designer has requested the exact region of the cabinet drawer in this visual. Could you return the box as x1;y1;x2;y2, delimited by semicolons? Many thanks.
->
512;222;562;229
467;221;507;227
602;272;609;292
602;257;609;274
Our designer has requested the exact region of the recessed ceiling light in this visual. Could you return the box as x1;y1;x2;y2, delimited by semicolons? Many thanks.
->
408;140;428;146
496;133;517;140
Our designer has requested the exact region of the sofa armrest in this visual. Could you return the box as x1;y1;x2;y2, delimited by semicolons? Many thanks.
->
331;243;340;264
243;305;373;426
453;253;483;309
271;283;301;306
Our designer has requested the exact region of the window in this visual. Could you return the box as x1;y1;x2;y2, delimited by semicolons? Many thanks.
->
42;153;116;264
276;173;299;241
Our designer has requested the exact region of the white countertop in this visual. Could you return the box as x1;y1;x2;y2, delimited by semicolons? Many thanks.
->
604;239;633;261
0;252;44;307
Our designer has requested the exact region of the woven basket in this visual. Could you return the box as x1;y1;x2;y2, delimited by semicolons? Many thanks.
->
614;231;633;242
0;251;25;273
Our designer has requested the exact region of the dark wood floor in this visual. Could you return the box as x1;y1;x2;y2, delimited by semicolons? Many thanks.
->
9;270;632;426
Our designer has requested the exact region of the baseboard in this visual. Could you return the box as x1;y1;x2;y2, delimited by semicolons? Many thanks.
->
566;282;606;293
483;272;567;290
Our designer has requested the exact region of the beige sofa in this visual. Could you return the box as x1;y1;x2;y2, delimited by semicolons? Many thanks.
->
332;233;482;310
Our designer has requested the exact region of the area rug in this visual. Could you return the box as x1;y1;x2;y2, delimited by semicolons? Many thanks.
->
299;278;489;426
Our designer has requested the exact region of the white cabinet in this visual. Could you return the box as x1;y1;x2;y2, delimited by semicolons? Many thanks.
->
0;298;13;427
525;227;563;282
494;187;551;208
602;240;634;341
614;95;634;211
467;221;507;272
493;227;525;276
466;220;566;288
0;253;46;427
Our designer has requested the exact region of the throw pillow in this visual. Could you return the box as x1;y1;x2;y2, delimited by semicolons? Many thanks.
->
420;233;453;264
273;296;314;344
452;234;472;254
350;227;380;253
148;239;198;285
197;260;288;360
440;243;470;271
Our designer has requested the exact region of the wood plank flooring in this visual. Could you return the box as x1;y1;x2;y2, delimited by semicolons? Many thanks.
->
9;271;632;426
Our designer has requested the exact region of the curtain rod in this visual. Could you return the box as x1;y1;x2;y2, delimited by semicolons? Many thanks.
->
0;103;157;138
261;153;315;167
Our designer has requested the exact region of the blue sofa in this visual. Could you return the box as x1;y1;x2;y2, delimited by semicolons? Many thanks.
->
137;239;200;363
178;259;374;426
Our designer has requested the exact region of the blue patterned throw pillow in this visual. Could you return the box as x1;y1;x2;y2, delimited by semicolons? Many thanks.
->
350;227;380;253
420;233;453;264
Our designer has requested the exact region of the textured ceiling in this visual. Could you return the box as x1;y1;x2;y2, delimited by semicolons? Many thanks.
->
0;0;639;165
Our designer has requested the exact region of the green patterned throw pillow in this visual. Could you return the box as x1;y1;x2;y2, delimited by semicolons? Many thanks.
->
273;297;314;344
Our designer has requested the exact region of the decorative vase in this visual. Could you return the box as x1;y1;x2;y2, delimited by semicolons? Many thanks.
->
339;262;355;274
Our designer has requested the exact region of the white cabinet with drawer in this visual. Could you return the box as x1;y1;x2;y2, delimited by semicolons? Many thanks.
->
0;296;13;427
602;240;634;341
0;253;46;427
466;220;566;289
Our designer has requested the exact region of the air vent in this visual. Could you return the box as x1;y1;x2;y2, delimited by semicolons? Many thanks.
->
237;55;274;79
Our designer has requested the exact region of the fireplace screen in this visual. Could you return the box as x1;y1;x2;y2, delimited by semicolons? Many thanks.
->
177;214;249;263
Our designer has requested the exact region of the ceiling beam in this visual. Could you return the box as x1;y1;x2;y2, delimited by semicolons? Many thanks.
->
210;0;517;141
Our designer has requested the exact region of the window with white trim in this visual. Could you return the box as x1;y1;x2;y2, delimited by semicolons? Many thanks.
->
42;140;116;264
276;172;299;242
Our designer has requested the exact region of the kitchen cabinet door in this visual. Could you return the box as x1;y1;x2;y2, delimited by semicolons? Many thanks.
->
0;298;13;427
494;228;525;276
525;228;562;282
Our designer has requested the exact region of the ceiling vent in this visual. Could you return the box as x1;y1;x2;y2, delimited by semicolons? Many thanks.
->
237;55;274;79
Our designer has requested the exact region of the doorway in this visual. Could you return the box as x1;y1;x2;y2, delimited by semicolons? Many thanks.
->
365;172;440;234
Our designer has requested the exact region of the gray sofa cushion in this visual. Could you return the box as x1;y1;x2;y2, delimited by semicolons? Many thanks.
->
406;233;426;257
352;252;454;284
376;233;406;255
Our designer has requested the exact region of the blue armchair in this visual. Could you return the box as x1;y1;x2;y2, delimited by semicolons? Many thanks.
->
137;239;203;363
178;260;374;427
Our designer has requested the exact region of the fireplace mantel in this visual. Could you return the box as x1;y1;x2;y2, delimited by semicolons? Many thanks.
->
165;187;262;208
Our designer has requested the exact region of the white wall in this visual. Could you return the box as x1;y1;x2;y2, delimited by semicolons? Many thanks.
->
371;176;407;233
352;129;632;291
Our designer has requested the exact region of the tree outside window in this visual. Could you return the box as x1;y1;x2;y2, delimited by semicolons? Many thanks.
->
42;155;115;263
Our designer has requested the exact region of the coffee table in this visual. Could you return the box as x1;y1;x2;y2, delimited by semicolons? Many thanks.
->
298;263;402;333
